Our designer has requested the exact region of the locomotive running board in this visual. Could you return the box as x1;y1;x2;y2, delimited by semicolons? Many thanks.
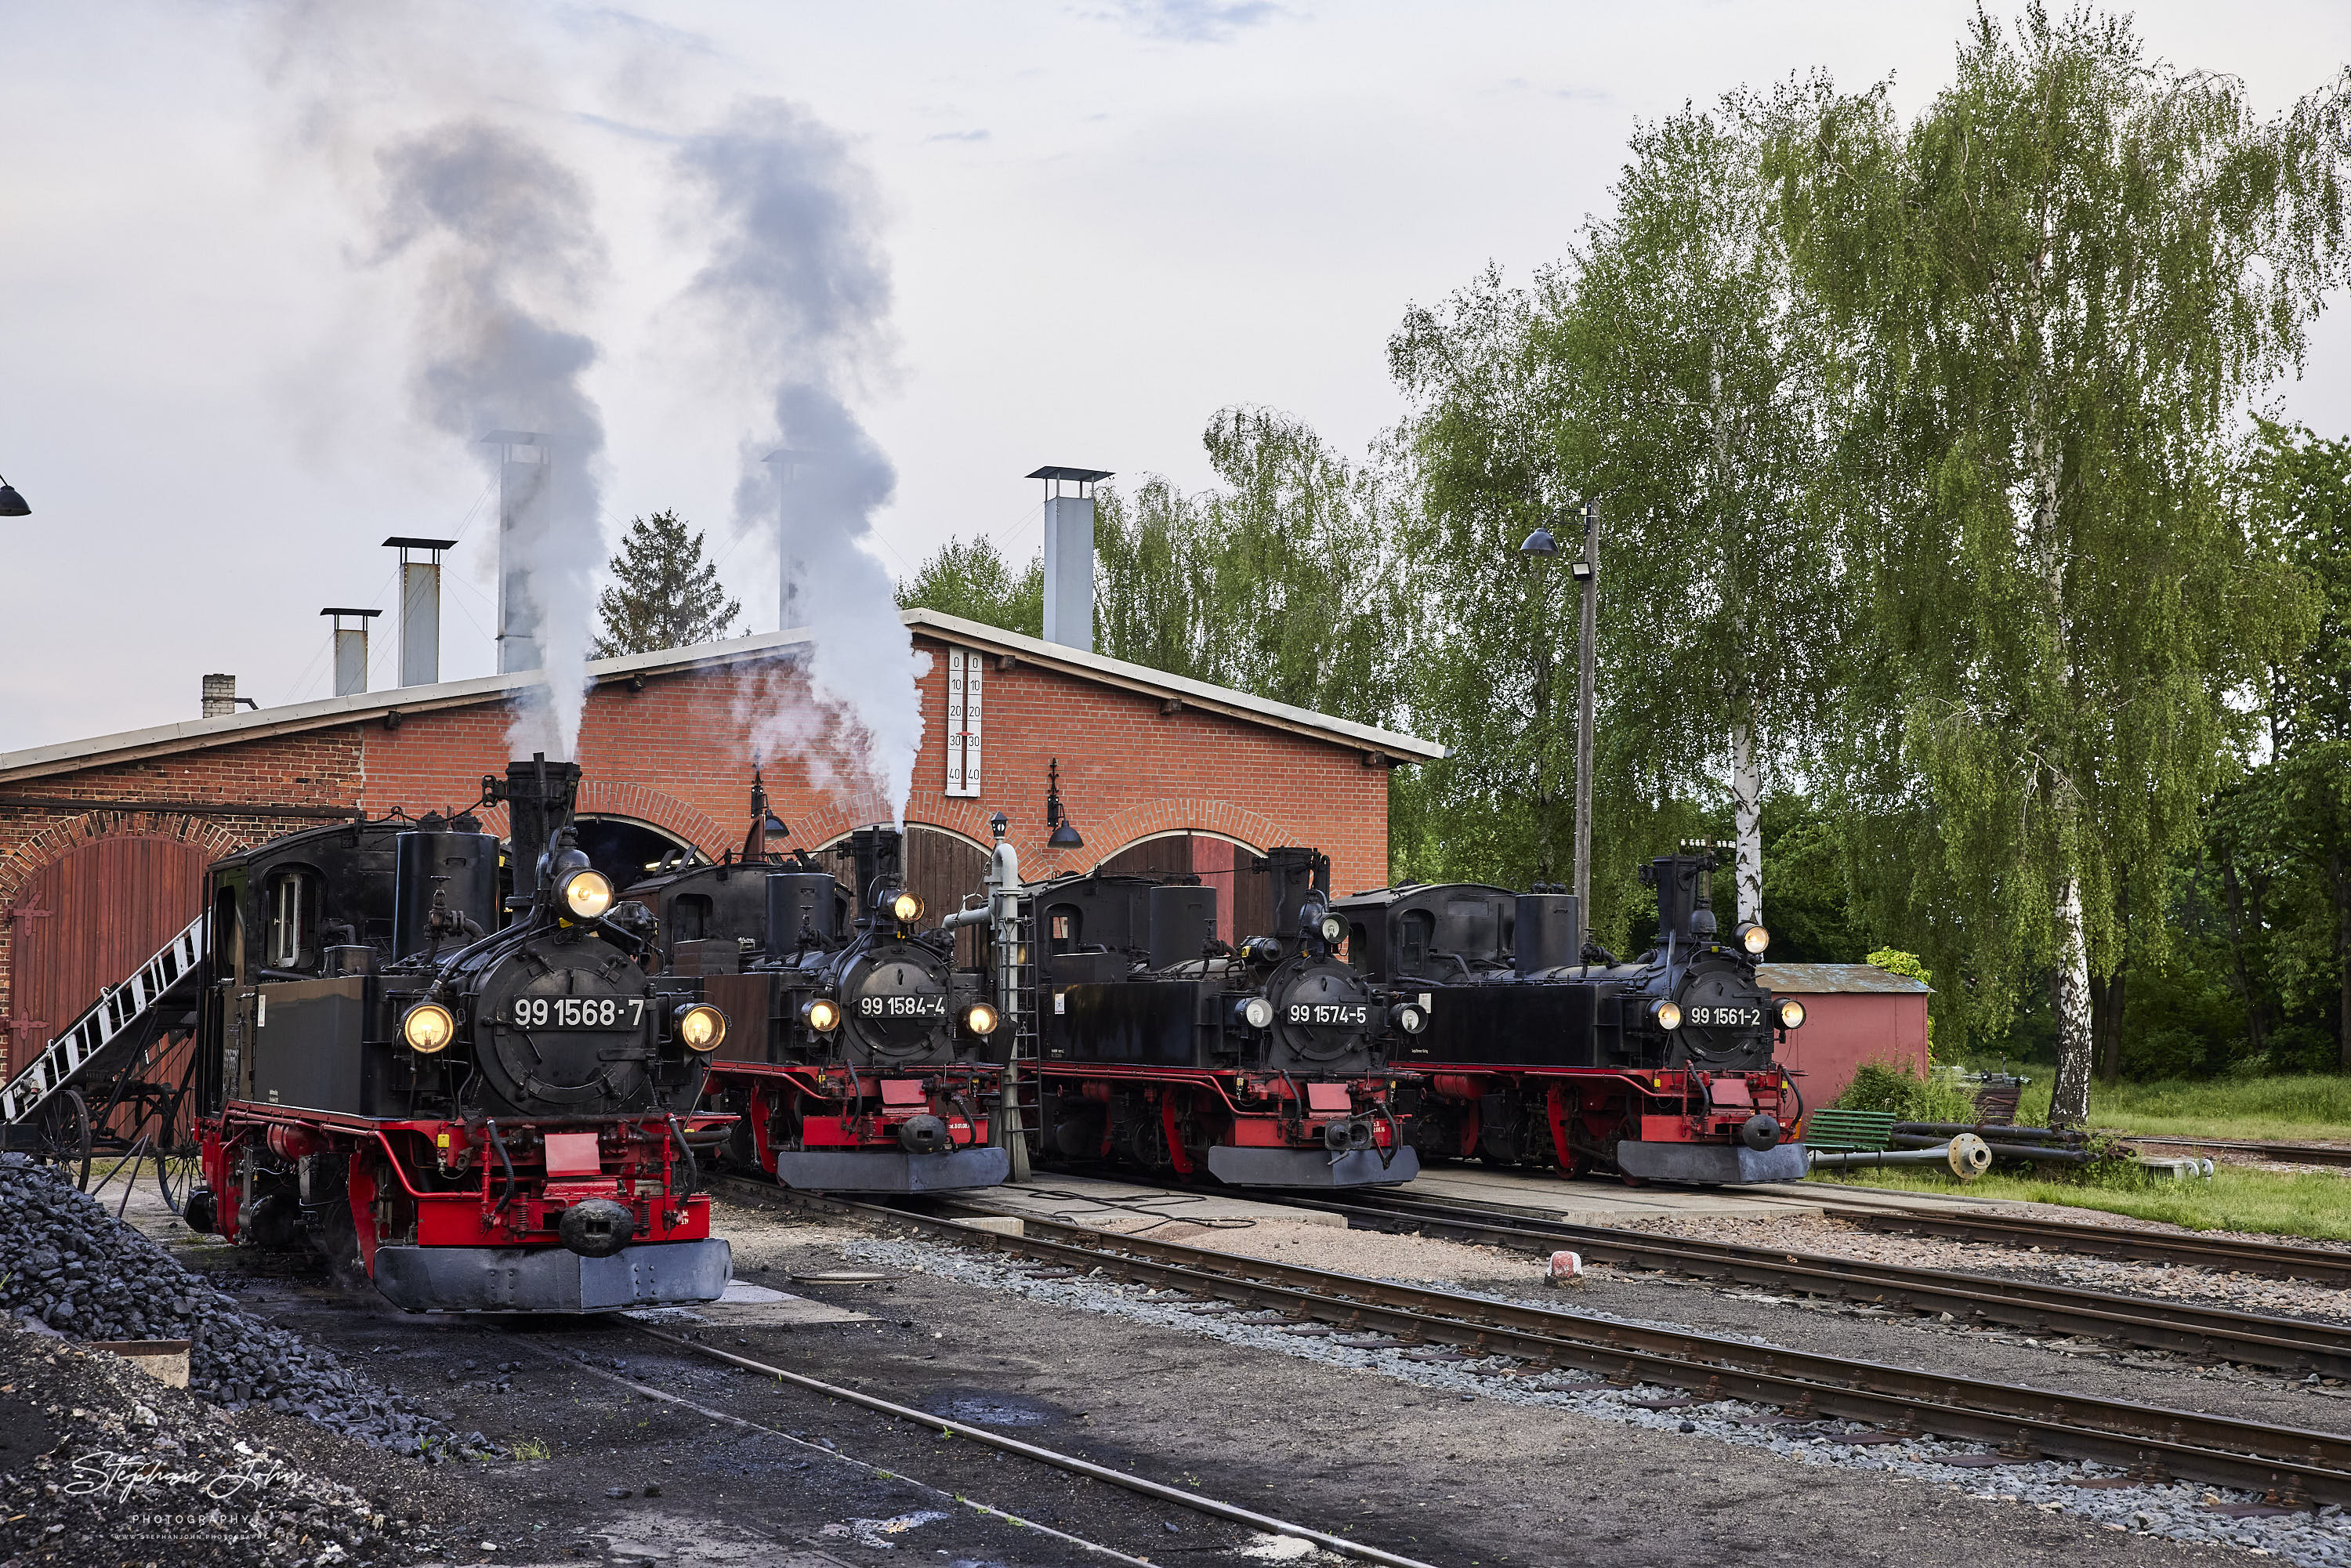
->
1614;1139;1809;1185
1205;1146;1422;1188
369;1238;733;1313
770;1146;1012;1193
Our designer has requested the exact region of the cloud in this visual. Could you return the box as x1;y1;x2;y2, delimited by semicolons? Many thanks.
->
1109;0;1280;44
923;128;991;143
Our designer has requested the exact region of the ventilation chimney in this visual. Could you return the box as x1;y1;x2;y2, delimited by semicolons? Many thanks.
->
321;608;382;697
763;449;817;632
481;431;549;673
201;674;238;718
384;537;457;686
1030;465;1111;652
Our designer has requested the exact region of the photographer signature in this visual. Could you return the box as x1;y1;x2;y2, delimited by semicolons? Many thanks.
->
62;1450;299;1505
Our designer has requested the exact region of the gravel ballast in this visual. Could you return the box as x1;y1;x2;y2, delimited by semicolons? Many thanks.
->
839;1228;2351;1566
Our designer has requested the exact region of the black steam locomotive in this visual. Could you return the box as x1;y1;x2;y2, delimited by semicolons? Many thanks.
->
1332;852;1806;1184
183;758;735;1310
971;831;1419;1186
623;786;1006;1193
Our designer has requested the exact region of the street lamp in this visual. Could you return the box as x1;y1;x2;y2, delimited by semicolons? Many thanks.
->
0;476;28;518
1522;503;1599;922
1045;758;1085;850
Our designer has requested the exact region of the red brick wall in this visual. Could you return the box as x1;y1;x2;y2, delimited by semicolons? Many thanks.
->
0;633;1393;1071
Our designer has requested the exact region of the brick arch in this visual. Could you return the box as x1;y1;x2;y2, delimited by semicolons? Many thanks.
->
0;810;251;919
1066;798;1291;874
471;783;730;858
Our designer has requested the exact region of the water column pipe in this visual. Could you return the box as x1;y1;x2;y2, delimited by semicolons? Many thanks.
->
945;812;1028;1179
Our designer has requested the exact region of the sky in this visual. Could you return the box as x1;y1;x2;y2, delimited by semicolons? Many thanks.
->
5;0;2350;753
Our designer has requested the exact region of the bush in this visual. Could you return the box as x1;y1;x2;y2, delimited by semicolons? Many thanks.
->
1834;1059;1980;1123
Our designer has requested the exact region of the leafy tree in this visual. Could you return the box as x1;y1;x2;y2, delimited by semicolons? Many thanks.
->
894;534;1042;636
1774;7;2348;1121
592;510;743;657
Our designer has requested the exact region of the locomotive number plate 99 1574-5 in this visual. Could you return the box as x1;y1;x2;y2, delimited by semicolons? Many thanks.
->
857;994;949;1018
1287;1004;1370;1025
1686;1005;1764;1027
508;996;645;1030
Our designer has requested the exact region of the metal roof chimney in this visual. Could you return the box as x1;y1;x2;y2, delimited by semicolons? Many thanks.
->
763;448;817;632
481;431;549;673
321;608;382;697
1030;465;1111;653
384;537;456;686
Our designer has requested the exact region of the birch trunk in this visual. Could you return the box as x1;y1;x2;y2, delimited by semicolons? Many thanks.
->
2051;874;2096;1125
1731;719;1763;927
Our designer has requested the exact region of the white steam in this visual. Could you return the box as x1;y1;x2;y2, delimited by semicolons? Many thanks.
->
676;100;924;823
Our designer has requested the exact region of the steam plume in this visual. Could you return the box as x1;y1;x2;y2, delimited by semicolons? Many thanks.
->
676;100;923;821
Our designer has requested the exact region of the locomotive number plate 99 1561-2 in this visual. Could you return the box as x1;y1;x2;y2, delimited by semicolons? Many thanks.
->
508;996;645;1030
1686;1005;1764;1027
1287;1003;1370;1025
857;994;949;1019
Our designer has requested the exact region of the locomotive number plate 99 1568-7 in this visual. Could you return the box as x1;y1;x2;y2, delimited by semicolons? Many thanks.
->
1686;1005;1764;1027
857;994;949;1019
508;997;645;1030
1287;1003;1370;1025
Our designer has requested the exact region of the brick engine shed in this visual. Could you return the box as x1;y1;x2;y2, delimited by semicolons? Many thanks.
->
0;609;1442;1077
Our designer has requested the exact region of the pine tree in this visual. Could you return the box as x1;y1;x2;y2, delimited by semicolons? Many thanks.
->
592;511;744;657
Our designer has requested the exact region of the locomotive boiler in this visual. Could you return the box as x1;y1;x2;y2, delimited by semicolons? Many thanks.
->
1333;851;1806;1184
183;757;735;1311
966;829;1419;1187
625;794;1007;1193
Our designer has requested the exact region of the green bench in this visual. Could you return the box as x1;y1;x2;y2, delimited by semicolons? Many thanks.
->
1801;1109;1896;1153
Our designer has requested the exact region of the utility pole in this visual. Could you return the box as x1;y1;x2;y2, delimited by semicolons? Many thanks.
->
1520;501;1601;931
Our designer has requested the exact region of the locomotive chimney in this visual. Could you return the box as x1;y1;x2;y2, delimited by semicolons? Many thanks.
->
500;754;584;904
1030;465;1112;653
846;824;905;918
763;449;817;632
384;537;457;686
1253;846;1332;944
321;608;381;697
482;431;550;673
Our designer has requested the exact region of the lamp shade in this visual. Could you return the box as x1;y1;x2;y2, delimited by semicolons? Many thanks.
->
1519;525;1556;556
0;478;27;519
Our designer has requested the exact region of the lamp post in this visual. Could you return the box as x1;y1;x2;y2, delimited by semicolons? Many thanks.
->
0;476;29;518
1520;502;1599;917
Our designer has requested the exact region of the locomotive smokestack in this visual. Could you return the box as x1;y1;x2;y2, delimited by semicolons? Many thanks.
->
484;431;551;673
1030;465;1112;653
384;537;457;686
846;824;904;917
321;608;382;697
500;754;583;904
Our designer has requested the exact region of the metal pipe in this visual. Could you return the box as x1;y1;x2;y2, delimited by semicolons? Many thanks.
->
1886;1132;2102;1164
1812;1135;1991;1179
1896;1121;2082;1142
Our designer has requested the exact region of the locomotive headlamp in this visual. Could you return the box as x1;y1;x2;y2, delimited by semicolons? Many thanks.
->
802;997;842;1033
1737;922;1770;956
965;1001;1000;1036
1241;996;1275;1030
1777;998;1806;1030
559;867;614;921
1649;999;1684;1031
400;1001;455;1054
675;1003;728;1052
1390;1001;1427;1035
890;890;924;924
1318;912;1347;945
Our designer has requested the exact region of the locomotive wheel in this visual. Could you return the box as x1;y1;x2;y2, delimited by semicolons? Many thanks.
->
42;1091;92;1192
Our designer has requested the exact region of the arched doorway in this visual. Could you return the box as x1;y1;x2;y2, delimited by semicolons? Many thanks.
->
813;824;993;964
1095;832;1270;945
574;815;700;893
4;834;210;1079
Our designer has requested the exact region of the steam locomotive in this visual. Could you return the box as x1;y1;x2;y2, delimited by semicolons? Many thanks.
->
955;824;1419;1187
182;758;735;1311
1332;852;1806;1184
623;784;1007;1193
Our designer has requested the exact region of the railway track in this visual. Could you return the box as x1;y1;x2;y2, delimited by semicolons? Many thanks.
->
1831;1202;2351;1287
713;1176;2351;1508
1198;1186;2351;1379
2128;1137;2351;1170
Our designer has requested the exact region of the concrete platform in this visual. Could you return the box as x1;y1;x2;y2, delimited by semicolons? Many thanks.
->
625;1279;871;1327
964;1173;1348;1234
1404;1164;1828;1222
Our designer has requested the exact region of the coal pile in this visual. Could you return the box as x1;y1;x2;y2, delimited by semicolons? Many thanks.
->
0;1162;480;1459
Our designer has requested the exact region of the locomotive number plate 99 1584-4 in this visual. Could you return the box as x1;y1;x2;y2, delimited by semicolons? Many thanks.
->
508;996;645;1030
1686;1005;1764;1027
857;994;949;1019
1287;1003;1370;1025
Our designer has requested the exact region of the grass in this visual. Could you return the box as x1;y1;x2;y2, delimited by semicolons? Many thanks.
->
505;1437;553;1461
1807;1161;2351;1242
1958;1069;2351;1144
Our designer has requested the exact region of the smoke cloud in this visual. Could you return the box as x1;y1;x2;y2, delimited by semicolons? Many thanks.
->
372;121;609;759
675;100;925;823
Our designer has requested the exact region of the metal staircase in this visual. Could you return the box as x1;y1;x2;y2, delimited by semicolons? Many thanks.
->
0;912;208;1128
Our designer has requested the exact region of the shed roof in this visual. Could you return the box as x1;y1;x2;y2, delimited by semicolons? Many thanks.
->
1757;962;1933;995
0;609;1445;786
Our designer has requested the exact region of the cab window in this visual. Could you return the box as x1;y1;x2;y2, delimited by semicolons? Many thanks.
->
263;869;321;971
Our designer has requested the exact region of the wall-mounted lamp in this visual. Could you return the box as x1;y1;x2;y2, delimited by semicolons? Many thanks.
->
1045;758;1085;849
0;476;28;518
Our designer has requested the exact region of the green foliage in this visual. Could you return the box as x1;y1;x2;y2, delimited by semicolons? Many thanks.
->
893;534;1042;636
1833;1059;1978;1123
592;510;742;658
1758;794;1867;961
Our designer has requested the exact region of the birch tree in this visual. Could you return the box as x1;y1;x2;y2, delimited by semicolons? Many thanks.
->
1777;6;2347;1121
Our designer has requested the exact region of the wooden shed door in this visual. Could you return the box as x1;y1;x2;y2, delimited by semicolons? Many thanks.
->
904;827;991;967
4;835;210;1077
